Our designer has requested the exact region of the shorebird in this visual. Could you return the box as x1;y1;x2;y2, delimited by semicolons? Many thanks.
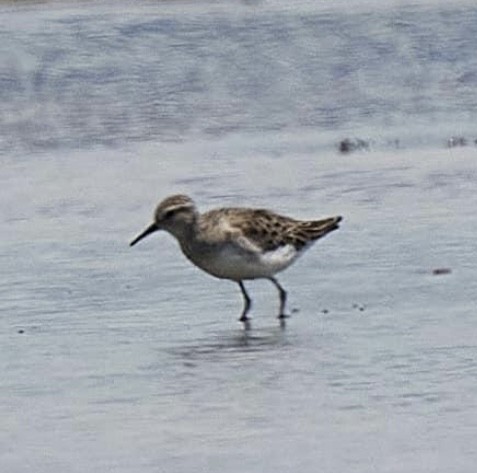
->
130;195;342;326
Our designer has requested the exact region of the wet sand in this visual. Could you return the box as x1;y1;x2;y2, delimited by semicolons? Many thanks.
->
2;140;477;472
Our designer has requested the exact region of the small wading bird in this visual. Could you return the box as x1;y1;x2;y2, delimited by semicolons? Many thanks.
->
130;195;342;327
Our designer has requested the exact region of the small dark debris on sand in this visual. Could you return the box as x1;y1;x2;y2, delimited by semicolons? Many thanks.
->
17;329;25;334
338;138;370;154
432;268;452;276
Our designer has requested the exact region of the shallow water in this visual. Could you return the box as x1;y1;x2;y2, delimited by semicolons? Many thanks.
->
1;1;477;472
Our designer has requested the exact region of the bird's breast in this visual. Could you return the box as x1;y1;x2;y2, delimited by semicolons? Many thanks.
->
182;241;299;281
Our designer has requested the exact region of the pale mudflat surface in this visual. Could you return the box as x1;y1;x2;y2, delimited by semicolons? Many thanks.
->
2;142;476;472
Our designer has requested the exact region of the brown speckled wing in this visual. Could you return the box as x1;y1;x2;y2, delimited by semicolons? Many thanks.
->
228;209;298;252
220;209;342;253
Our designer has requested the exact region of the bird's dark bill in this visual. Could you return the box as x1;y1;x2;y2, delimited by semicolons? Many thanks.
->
130;223;158;247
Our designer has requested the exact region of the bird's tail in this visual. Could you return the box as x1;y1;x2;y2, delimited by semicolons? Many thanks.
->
305;215;342;239
286;216;342;249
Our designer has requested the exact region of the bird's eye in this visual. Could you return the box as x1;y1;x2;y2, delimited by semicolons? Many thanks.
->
164;209;176;219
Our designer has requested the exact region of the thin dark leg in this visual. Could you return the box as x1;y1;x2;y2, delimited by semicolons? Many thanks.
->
238;281;252;323
268;277;288;319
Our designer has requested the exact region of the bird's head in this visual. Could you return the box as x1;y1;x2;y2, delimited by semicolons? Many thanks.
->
130;194;198;246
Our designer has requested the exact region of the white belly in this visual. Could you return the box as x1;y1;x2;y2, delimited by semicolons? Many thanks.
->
189;244;300;281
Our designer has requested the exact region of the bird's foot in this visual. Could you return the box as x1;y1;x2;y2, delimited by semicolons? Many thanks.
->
278;313;289;329
240;317;251;331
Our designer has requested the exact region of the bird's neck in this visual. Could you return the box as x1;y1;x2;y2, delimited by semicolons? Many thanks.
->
168;220;200;252
172;219;216;265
